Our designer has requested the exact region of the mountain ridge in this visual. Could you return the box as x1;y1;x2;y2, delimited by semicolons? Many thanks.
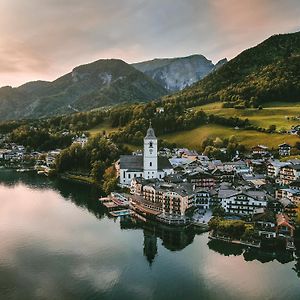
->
163;31;300;107
132;54;227;91
0;59;168;120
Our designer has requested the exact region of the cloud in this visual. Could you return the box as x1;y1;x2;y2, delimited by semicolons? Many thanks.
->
0;0;299;86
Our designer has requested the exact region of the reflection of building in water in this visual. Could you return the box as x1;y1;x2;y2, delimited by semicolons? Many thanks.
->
143;229;157;265
119;216;196;265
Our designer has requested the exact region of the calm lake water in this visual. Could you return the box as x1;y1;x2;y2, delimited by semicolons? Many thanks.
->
0;169;300;300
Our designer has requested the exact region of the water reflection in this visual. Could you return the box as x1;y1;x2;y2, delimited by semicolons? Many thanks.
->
1;170;300;300
0;169;298;267
120;217;195;265
208;239;294;264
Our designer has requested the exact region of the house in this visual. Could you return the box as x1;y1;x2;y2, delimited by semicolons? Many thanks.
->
186;170;217;189
252;209;276;239
46;149;61;167
276;188;300;205
218;187;268;215
194;189;211;210
212;168;235;183
156;107;164;114
119;123;173;186
276;213;295;238
72;134;88;147
278;164;300;185
252;145;269;156
267;160;290;178
278;143;291;156
177;148;199;160
247;159;266;174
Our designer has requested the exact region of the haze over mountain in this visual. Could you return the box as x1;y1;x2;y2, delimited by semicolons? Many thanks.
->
132;55;227;91
0;31;299;121
0;59;168;120
164;31;300;107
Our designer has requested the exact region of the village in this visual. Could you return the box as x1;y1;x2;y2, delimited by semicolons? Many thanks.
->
107;124;300;252
1;124;300;252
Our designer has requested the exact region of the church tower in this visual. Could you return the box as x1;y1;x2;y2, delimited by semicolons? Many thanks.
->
143;121;158;179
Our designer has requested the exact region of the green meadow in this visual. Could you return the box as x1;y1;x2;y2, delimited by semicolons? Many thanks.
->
194;102;300;130
162;124;299;151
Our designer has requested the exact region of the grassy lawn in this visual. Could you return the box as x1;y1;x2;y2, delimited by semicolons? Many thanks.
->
88;120;119;137
194;102;300;130
162;124;299;151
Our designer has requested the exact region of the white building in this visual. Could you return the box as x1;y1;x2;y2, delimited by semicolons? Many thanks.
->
218;188;268;215
119;123;173;186
278;143;291;156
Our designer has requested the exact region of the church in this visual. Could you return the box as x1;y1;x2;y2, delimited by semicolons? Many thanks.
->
118;123;173;186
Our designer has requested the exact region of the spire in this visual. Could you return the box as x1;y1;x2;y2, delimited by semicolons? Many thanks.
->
145;120;156;139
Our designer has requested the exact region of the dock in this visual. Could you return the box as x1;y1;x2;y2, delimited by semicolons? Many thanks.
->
109;209;133;217
103;201;119;210
209;233;261;248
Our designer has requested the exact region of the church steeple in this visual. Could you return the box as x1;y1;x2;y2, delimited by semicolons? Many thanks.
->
145;121;156;139
143;121;158;179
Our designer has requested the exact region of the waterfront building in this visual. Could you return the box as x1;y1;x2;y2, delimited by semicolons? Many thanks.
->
252;209;277;239
276;213;295;238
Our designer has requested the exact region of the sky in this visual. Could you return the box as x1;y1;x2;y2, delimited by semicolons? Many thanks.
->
0;0;299;87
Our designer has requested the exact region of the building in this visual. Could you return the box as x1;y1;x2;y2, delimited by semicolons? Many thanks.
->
276;188;300;205
252;209;276;239
276;213;295;238
218;188;268;215
194;189;211;210
119;123;173;185
186;170;216;189
278;143;291;156
132;181;195;217
267;160;290;178
278;164;300;185
252;145;269;156
72;134;88;147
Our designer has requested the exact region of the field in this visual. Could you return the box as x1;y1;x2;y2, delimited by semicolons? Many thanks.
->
88;120;119;137
194;102;300;130
88;102;300;151
162;124;300;151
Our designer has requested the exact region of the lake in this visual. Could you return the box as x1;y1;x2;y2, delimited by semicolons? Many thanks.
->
0;169;300;300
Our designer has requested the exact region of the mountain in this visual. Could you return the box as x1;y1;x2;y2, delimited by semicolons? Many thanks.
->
164;31;300;107
0;59;168;120
132;55;227;92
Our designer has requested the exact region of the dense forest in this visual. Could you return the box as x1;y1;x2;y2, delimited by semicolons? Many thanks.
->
163;32;300;108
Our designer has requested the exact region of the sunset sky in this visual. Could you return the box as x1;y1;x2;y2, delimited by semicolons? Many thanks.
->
0;0;299;87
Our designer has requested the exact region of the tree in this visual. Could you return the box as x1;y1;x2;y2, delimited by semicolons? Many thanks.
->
212;205;225;217
268;124;276;133
91;160;106;182
102;166;118;194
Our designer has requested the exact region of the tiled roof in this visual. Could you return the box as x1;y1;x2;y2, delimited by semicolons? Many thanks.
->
120;155;172;171
120;155;143;171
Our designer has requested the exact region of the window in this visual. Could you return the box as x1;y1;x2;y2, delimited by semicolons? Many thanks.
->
149;141;153;148
150;162;152;167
